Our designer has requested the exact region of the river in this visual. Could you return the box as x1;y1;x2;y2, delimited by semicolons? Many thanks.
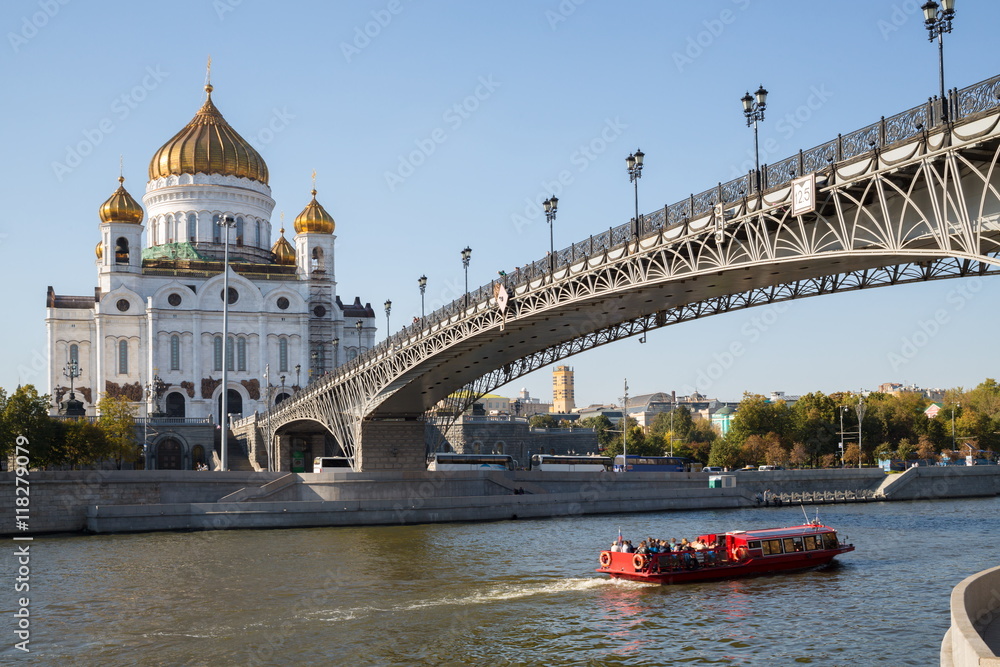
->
2;496;997;666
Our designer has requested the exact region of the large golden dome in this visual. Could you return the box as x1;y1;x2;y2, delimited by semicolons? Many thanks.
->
270;228;296;265
148;84;268;184
293;189;335;234
99;176;144;224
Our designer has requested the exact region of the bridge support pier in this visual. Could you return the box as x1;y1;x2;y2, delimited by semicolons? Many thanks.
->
358;418;426;471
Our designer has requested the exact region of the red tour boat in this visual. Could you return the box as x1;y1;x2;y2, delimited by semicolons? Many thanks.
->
597;522;854;584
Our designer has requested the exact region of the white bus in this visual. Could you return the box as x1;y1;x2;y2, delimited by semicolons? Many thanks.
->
529;454;611;472
426;453;516;471
313;456;352;472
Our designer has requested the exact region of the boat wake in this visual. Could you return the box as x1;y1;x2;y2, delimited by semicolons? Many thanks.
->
312;577;615;622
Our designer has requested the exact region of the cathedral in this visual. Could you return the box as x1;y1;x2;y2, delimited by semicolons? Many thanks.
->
45;78;377;468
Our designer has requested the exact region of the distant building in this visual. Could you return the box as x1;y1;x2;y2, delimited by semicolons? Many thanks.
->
711;406;735;436
552;365;575;413
925;402;944;419
768;391;799;406
513;388;551;418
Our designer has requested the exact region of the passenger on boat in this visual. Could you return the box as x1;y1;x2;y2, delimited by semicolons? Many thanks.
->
622;540;635;553
636;540;650;555
669;538;679;551
611;539;622;552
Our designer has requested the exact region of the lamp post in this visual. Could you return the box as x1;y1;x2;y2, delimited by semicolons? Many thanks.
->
669;406;674;458
839;406;849;466
418;275;427;322
384;299;392;339
217;214;236;471
280;374;286;399
622;379;629;467
952;401;960;449
309;349;317;382
331;339;339;369
741;85;768;191
461;247;472;309
263;363;272;472
294;363;301;389
855;394;867;469
921;0;956;123
63;359;80;401
543;196;558;279
625;149;644;248
355;319;363;356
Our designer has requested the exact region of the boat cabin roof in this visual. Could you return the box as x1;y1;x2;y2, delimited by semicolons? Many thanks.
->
729;524;833;540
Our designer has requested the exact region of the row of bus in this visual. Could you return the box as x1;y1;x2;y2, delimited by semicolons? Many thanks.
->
313;454;702;473
425;453;702;472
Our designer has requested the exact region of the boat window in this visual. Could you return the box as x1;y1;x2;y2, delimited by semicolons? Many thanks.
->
822;532;839;549
761;539;783;555
747;540;761;549
804;535;818;550
782;538;797;553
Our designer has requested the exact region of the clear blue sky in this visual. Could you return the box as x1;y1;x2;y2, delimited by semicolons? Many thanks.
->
2;0;998;408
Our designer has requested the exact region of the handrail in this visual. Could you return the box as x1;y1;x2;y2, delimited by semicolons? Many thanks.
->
271;73;1000;418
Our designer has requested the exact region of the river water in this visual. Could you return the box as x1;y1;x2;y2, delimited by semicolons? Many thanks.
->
2;496;998;666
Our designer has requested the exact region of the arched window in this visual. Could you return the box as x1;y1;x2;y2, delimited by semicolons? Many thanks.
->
170;335;180;371
236;337;246;371
115;237;129;264
255;220;261;247
165;214;174;243
311;247;324;271
236;217;244;246
226;337;234;371
213;336;222;371
279;338;288;372
118;340;128;374
187;213;197;241
348;348;357;361
69;344;79;364
213;214;221;243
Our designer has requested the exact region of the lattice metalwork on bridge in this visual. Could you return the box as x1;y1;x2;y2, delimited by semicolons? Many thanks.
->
258;74;1000;470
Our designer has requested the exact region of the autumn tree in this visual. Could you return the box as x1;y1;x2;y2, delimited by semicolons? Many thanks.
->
97;394;138;469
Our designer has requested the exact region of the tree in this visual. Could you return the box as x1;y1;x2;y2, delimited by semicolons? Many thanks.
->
579;415;616;450
790;442;809;468
895;438;915;463
529;414;559;429
708;437;743;469
2;385;57;467
725;393;793;447
916;435;937;461
843;442;861;467
602;418;662;457
61;419;110;468
649;406;694;444
97;394;138;469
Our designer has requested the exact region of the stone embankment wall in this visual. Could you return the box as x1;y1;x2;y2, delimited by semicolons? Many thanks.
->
941;564;1000;666
2;467;998;535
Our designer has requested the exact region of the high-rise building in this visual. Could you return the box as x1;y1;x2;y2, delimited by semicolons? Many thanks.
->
552;365;575;413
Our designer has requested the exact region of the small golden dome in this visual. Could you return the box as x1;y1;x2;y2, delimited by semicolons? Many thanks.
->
293;189;335;234
270;228;296;265
99;176;144;224
96;241;103;259
148;84;269;184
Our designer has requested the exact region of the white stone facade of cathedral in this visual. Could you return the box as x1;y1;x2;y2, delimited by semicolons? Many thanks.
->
45;81;376;469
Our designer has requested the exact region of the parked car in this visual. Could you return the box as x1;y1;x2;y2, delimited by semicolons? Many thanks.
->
703;466;724;473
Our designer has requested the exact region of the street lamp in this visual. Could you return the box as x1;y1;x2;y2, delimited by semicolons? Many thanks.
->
63;359;81;401
621;379;629;466
839;406;849;466
418;275;427;322
331;339;339;369
952;401;960;449
855;394;867;469
217;214;236;471
384;299;392;338
294;363;301;389
741;85;768;191
355;319;363;356
669;405;674;458
461;247;472;308
921;0;956;123
543;196;558;278
625;149;644;248
309;349;318;382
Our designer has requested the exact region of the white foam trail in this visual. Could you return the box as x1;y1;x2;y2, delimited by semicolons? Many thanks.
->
313;577;616;622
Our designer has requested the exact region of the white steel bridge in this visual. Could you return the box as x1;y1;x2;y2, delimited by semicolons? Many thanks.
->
236;74;1000;471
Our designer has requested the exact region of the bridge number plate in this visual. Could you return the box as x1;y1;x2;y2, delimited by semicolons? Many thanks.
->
791;174;816;216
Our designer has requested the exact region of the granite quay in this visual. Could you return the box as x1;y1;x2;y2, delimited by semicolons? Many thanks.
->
1;465;998;536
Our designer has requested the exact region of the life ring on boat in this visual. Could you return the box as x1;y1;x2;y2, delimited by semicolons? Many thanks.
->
600;552;612;568
735;546;749;563
633;553;648;570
